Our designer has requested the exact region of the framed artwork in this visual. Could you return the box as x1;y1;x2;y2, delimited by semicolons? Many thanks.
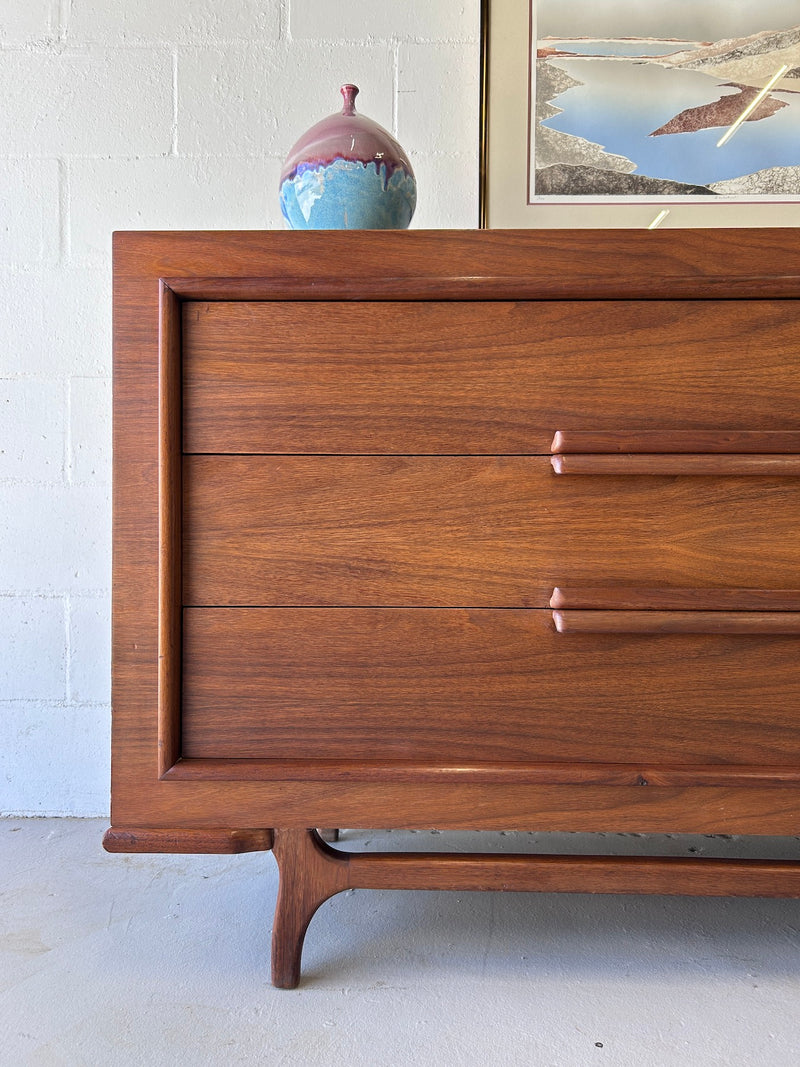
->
480;0;800;227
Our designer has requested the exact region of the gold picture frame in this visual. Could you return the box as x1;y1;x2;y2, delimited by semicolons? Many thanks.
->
480;0;800;228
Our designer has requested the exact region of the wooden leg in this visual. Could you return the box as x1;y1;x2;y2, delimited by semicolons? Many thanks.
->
270;831;800;987
271;828;349;988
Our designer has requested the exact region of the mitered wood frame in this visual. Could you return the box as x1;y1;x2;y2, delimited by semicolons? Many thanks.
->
158;282;182;777
109;229;800;849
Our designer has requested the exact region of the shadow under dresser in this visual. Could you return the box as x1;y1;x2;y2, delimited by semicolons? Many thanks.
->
104;228;800;987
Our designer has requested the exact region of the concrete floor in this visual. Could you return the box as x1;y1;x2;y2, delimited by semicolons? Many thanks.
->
3;820;800;1066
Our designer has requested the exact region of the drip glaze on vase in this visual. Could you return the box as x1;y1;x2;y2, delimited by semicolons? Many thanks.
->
279;85;417;230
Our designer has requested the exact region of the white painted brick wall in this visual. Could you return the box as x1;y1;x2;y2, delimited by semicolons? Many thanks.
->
0;160;61;267
69;157;280;261
68;595;111;704
289;0;470;42
0;51;175;157
68;0;281;44
0;0;480;816
0;0;53;44
0;597;66;701
0;379;66;482
177;42;397;158
69;378;111;485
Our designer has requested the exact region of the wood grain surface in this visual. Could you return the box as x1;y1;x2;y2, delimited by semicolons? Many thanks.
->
114;227;800;299
164;757;800;789
181;607;800;766
181;299;800;455
102;826;273;854
182;455;800;606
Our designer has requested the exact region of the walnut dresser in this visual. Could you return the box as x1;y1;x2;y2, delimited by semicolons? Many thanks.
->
105;228;800;987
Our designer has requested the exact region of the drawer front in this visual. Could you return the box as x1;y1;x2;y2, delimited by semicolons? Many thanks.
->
182;300;800;454
183;455;800;606
181;608;800;765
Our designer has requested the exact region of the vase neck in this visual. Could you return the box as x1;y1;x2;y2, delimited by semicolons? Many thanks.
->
340;84;359;116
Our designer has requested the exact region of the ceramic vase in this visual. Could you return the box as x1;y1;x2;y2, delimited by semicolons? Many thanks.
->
279;84;417;230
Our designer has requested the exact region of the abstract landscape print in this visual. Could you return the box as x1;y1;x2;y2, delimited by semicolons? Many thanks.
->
533;0;800;200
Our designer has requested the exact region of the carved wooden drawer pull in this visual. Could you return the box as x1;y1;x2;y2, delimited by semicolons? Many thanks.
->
550;429;800;476
550;587;800;611
551;587;800;634
551;454;800;475
552;610;800;635
551;430;800;454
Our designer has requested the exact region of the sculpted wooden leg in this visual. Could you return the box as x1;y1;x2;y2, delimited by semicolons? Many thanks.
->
271;828;350;988
271;833;800;987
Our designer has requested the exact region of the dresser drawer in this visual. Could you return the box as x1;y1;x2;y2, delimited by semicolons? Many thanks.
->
181;607;800;766
182;300;800;454
183;455;800;606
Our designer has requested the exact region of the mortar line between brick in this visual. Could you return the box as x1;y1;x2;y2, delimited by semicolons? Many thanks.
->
0;697;110;708
58;158;70;264
392;40;400;135
57;0;72;41
65;376;72;486
0;589;111;598
64;591;72;702
171;51;179;156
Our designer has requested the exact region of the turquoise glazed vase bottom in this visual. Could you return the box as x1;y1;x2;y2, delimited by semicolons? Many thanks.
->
281;159;416;229
279;85;417;230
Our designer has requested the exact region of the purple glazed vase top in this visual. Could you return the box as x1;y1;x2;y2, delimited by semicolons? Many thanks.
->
280;85;414;186
279;85;417;230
